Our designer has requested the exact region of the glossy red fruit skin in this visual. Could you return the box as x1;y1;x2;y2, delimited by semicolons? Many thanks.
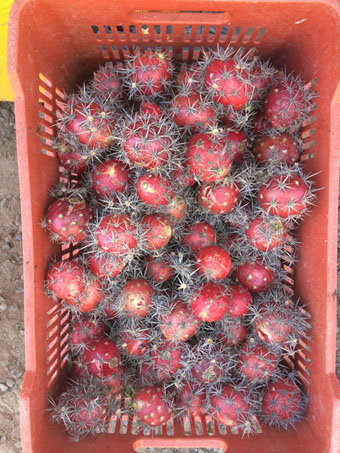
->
171;166;196;187
186;133;232;183
252;111;271;135
204;59;251;110
69;319;105;350
87;252;126;280
95;214;137;255
130;52;172;97
176;64;201;91
177;382;206;416
141;214;172;250
262;380;302;422
81;337;120;378
139;102;163;118
160;301;201;341
253;133;299;165
254;310;294;345
236;261;274;293
237;343;278;380
119;278;154;318
251;64;273;101
136;174;174;206
258;175;309;219
246;217;287;252
64;278;104;313
71;356;88;380
151;341;184;381
145;255;173;283
264;82;305;129
91;158;130;199
195;245;232;280
211;384;251;426
182;222;216;253
56;144;87;173
66;101;115;148
170;93;216;131
46;260;85;300
228;284;252;317
121;331;149;357
135;385;173;427
67;392;108;429
92;63;123;99
190;282;230;322
46;198;93;243
218;318;248;346
223;130;248;163
198;182;241;214
164;197;187;222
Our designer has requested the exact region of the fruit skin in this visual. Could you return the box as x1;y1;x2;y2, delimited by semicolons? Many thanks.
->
120;327;149;357
228;284;252;317
190;346;228;384
45;259;85;300
91;158;130;200
252;111;271;135
64;278;104;313
55;142;87;174
253;133;299;165
254;307;295;346
69;318;105;353
190;282;230;322
87;252;126;280
45;198;93;244
223;130;248;164
177;381;206;416
136;173;174;206
182;222;216;253
160;301;201;341
92;62;123;100
164;197;187;223
141;214;172;250
145;255;173;283
81;337;120;378
195;245;232;280
246;217;287;252
94;214;137;256
176;63;201;92
139;101;163;118
171;166;196;187
134;385;173;427
236;261;274;293
151;341;184;381
118;278;154;318
217;318;249;346
204;58;251;110
210;384;252;426
237;342;279;382
170;92;216;132
186;133;232;183
198;181;241;214
258;174;310;219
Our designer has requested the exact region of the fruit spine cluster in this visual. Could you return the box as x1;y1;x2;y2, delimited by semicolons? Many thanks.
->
45;47;315;441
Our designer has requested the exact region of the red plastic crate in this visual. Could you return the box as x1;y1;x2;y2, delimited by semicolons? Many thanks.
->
7;0;340;451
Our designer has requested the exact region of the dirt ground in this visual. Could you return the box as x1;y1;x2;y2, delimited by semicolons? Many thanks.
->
0;100;339;453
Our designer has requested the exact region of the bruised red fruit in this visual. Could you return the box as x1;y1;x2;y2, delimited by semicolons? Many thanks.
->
141;214;172;250
223;130;248;163
135;385;173;427
177;382;206;416
151;341;184;381
204;58;251;110
121;329;149;357
81;337;120;378
92;62;123;99
254;308;295;345
160;301;201;341
45;198;93;244
46;259;85;300
217;318;248;346
195;245;232;280
210;384;252;426
56;143;87;174
186;133;232;183
258;174;310;219
119;278;154;318
182;222;216;253
236;261;274;293
170;92;216;131
87;252;126;280
237;342;278;381
69;318;105;352
64;278;104;313
91;158;130;200
136;173;174;206
228;284;252;317
253;133;299;165
191;353;226;384
171;166;196;187
190;282;230;322
145;255;173;283
246;217;287;251
252;111;271;135
164;197;187;222
95;214;137;255
198;181;241;214
139;101;163;118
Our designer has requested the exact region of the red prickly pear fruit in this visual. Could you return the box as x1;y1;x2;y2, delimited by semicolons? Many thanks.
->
139;101;163;118
258;174;311;219
145;255;173;283
253;305;298;347
81;337;120;378
45;198;93;244
171;166;196;187
190;282;230;322
64;277;104;313
94;214;137;256
45;259;85;300
204;58;252;110
120;329;150;357
223;130;248;164
136;173;174;206
134;385;173;427
55;142;87;174
137;361;158;385
224;232;242;249
191;349;227;384
69;318;105;352
176;63;201;91
195;245;232;280
198;181;241;214
118;278;154;318
222;108;238;128
210;384;252;426
252;111;271;135
186;132;232;183
217;318;249;346
250;63;273;101
236;261;274;293
71;357;88;380
170;92;216;132
253;133;300;165
182;222;216;253
102;364;124;394
246;217;287;252
237;342;279;382
87;252;126;280
160;301;201;341
228;284;252;317
177;382;206;416
91;158;130;200
92;62;123;99
151;341;184;381
141;214;172;250
164;197;187;223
